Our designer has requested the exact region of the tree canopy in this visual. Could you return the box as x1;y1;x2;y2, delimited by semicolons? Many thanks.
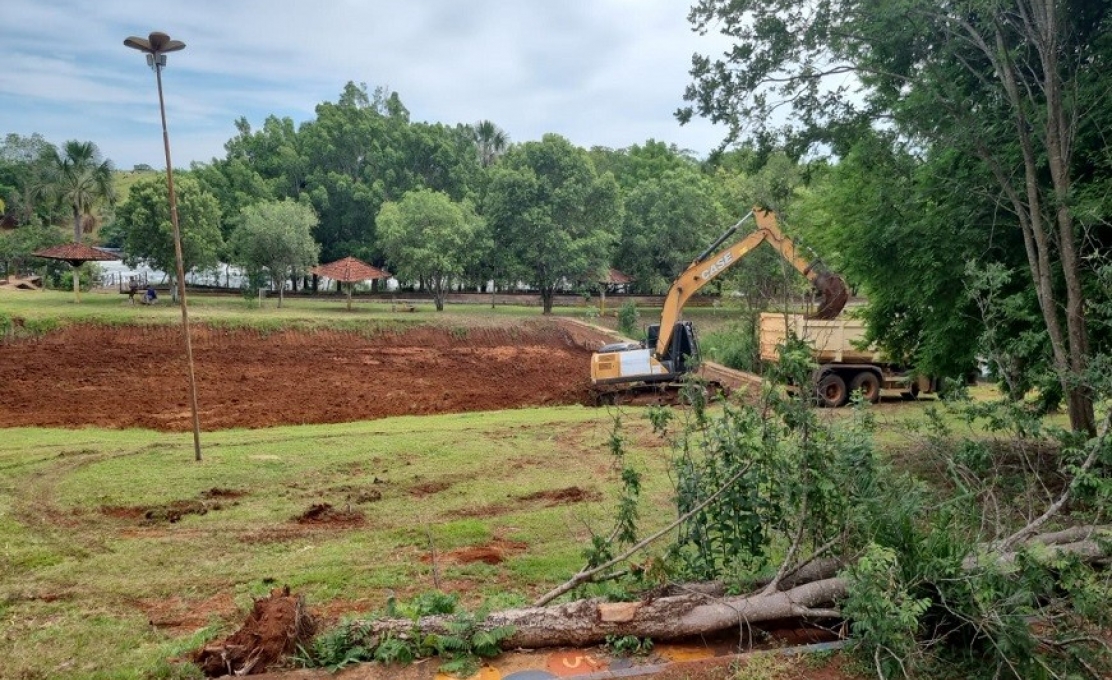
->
38;140;115;243
228;199;320;307
118;175;223;284
376;189;488;311
682;0;1112;431
485;134;623;313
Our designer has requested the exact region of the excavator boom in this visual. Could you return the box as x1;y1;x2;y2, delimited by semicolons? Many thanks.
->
654;209;848;358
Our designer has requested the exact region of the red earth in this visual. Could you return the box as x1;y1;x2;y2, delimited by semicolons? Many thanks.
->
0;318;607;431
5;318;863;678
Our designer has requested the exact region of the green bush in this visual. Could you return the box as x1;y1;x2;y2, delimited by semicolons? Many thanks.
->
842;543;931;679
701;315;760;373
617;301;639;337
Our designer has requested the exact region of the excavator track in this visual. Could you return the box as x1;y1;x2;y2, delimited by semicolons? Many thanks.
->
591;381;728;407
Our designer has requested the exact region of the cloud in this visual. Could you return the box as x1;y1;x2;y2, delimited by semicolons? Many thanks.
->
1;0;732;168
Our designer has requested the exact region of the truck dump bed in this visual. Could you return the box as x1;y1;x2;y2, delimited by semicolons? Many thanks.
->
759;312;884;365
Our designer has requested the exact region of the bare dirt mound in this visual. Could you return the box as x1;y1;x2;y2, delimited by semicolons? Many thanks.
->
0;319;606;431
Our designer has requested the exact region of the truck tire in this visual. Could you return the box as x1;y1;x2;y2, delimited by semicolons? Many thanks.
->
850;371;881;403
815;373;848;407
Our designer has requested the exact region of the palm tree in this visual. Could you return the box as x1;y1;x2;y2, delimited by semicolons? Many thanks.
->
41;140;115;243
471;120;509;168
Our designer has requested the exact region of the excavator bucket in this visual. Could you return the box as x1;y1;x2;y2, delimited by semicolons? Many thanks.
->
809;271;849;320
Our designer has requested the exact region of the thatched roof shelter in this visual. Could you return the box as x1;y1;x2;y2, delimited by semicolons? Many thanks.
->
310;256;392;311
33;243;117;268
33;243;118;302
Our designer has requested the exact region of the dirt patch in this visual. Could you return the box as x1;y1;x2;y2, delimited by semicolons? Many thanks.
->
294;503;365;526
408;480;451;496
194;586;315;677
138;592;238;634
652;651;861;680
201;487;248;500
454;485;603;519
100;488;243;524
518;485;602;505
103;500;212;524
0;319;606;431
422;539;529;565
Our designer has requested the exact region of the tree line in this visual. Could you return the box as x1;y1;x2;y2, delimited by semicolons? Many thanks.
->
0;82;808;315
3;0;1112;432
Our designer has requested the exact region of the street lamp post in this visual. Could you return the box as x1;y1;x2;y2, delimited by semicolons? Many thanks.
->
124;31;203;462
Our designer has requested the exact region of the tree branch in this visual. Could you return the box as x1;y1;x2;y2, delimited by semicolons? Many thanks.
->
532;461;752;607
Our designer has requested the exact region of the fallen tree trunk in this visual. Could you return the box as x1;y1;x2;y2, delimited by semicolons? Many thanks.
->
349;526;1110;651
356;577;845;650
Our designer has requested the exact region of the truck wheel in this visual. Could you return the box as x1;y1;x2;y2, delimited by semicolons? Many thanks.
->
815;373;848;407
850;371;881;403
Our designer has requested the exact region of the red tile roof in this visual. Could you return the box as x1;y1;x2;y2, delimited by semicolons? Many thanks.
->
33;243;118;263
310;256;391;283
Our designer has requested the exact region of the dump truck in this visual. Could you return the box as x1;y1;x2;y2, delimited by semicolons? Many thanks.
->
590;209;848;403
759;312;935;406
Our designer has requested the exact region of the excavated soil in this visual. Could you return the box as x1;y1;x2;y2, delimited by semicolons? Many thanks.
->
0;319;606;431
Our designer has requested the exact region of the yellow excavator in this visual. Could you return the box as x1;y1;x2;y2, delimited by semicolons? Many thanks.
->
590;209;848;401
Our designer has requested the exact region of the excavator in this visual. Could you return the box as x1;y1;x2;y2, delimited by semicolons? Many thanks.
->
590;209;849;403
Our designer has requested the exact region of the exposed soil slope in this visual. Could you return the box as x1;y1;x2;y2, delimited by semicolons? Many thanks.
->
0;319;602;431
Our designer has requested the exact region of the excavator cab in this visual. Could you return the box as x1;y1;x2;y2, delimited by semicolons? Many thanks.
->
646;321;700;376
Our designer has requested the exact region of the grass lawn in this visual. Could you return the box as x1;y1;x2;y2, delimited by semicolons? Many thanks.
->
0;287;1015;679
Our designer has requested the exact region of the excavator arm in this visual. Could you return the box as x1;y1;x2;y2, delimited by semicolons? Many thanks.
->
653;209;848;360
590;208;848;393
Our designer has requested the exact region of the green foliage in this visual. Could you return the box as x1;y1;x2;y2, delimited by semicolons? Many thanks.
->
296;623;374;671
842;543;931;679
228;199;320;307
617;300;639;337
38;139;115;242
701;315;760;373
685;0;1111;433
604;634;654;657
376;188;488;311
612;162;727;293
485;134;622;313
0;223;68;277
53;263;100;292
371;632;415;665
118;175;224;281
660;376;880;584
582;414;643;574
401;590;459;617
302;593;516;677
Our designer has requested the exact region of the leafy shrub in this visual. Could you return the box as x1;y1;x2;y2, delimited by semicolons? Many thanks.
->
701;315;760;373
604;634;654;656
617;301;639;337
842;543;931;679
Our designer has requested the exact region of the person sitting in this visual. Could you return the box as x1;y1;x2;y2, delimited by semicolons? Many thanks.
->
142;286;158;304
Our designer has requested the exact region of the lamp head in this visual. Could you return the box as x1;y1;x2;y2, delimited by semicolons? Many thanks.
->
124;31;185;56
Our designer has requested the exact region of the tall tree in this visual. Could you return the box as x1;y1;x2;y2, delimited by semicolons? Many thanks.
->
485;134;622;314
616;166;727;293
471;120;510;168
681;0;1112;433
228;200;320;308
298;83;481;264
118;175;223;291
39;140;115;242
376;189;488;311
0;133;54;225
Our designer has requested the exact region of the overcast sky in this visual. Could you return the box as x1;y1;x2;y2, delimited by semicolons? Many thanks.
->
1;0;735;171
